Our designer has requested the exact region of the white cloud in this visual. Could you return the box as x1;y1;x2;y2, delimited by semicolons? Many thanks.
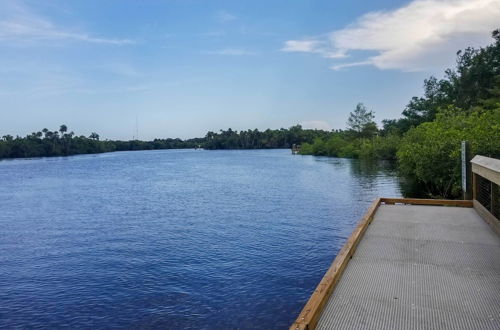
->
300;120;332;131
215;10;237;23
330;61;372;71
282;0;500;71
282;39;322;52
282;39;347;59
205;48;256;56
0;0;133;45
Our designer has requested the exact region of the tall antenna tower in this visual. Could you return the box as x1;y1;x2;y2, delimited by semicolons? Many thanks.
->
135;116;139;140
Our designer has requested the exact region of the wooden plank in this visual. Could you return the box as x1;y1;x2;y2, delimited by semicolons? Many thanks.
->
290;198;381;330
380;198;473;207
473;200;500;236
471;155;500;186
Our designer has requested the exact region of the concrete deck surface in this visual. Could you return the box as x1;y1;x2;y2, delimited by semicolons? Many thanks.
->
317;204;500;330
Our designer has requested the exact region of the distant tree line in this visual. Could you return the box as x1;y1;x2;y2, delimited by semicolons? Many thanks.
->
0;124;328;159
300;30;500;198
203;125;330;149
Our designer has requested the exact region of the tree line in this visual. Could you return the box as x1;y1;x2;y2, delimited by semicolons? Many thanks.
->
300;30;500;198
0;124;328;159
203;125;330;149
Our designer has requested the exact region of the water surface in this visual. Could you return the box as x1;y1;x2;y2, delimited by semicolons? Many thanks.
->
0;149;401;329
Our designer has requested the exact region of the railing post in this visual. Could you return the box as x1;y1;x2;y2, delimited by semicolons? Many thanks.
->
472;173;477;201
491;181;497;216
461;141;472;200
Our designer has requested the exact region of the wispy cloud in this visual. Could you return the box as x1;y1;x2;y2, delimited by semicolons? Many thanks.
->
282;39;346;59
215;10;237;23
282;39;322;53
205;48;256;56
330;61;372;71
282;0;500;71
0;0;133;45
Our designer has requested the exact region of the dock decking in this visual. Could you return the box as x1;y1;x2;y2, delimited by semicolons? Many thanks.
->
292;154;500;330
291;199;500;330
317;203;500;329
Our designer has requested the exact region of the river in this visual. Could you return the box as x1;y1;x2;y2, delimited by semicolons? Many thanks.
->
0;149;401;329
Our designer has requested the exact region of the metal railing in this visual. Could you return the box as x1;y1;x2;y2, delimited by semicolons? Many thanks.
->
471;155;500;230
476;175;499;218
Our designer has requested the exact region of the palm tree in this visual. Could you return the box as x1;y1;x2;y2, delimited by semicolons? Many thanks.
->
89;132;99;141
59;125;68;136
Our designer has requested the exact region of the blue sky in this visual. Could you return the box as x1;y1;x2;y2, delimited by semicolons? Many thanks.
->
1;0;498;140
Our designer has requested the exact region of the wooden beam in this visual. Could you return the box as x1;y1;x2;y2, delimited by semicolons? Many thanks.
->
471;155;500;186
380;198;473;207
290;198;381;330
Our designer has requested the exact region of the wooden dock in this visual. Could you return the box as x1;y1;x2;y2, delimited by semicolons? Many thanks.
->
291;156;500;330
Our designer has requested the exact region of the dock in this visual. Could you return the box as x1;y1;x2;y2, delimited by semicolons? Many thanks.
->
291;155;500;329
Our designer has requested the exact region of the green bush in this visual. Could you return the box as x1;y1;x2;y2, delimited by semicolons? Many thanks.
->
311;138;328;156
325;135;345;157
298;143;313;155
397;107;500;198
338;141;360;158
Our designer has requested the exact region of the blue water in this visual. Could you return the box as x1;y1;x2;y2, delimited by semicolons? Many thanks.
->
0;149;401;329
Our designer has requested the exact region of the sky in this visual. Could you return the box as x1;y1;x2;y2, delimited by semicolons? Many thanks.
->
1;0;499;140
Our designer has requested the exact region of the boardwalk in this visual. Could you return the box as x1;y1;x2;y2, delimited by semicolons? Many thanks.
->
317;204;500;329
292;155;500;330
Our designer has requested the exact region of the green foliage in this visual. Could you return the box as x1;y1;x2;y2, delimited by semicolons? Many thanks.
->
397;108;500;198
358;134;401;160
299;143;313;155
381;118;412;136
0;125;204;159
346;103;377;138
402;76;451;127
300;118;400;161
309;138;326;156
0;125;331;160
203;125;330;150
337;141;360;159
324;135;345;157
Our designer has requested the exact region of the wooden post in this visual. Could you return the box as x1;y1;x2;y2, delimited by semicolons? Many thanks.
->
461;141;472;200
